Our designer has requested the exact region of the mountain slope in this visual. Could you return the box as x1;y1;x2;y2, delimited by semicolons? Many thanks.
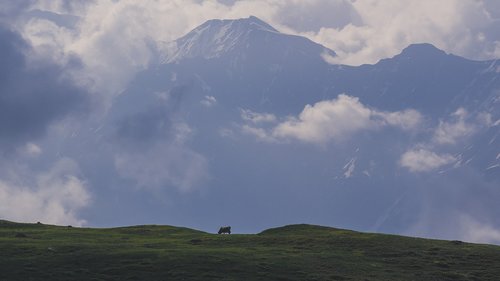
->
1;220;500;280
66;16;499;243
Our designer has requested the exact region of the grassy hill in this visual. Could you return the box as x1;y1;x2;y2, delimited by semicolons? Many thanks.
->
1;220;499;280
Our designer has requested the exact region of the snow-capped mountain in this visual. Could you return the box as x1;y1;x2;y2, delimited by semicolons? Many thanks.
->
92;16;499;240
159;16;335;63
159;16;279;62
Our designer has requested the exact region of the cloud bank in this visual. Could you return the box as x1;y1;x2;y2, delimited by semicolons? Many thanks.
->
433;108;479;145
399;149;456;173
459;215;500;245
0;158;90;226
399;107;496;173
242;94;422;144
0;25;88;149
306;0;500;65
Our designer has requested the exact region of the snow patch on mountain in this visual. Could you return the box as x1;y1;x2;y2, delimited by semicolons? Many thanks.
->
343;157;356;178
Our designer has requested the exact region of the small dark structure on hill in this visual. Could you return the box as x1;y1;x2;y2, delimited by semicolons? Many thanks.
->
218;226;231;234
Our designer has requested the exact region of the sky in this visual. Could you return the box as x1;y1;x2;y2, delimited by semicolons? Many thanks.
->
0;0;499;243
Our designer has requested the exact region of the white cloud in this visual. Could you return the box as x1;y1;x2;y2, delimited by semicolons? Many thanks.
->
433;108;478;145
17;142;42;157
0;158;90;226
218;127;236;139
459;215;500;245
243;94;422;144
398;107;495;173
406;210;500;245
273;95;373;143
241;125;277;143
304;0;500;65
400;148;456;172
240;109;277;124
375;109;423;131
20;0;255;99
201;95;217;107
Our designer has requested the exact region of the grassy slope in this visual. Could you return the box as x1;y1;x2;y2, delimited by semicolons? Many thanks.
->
1;220;499;280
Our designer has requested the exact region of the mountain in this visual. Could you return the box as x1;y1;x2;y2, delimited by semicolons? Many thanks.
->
159;16;336;63
151;16;339;115
75;16;500;243
151;18;498;117
2;220;500;280
341;43;500;116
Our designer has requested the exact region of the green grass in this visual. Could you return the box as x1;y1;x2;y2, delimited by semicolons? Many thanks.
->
1;220;499;280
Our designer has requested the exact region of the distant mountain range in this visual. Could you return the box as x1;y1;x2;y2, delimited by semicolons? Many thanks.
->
84;16;499;241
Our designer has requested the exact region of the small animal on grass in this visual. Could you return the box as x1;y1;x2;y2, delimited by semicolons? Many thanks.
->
218;226;231;234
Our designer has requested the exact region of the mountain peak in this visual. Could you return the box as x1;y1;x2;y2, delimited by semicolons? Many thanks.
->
200;16;278;34
400;43;447;58
160;16;280;63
